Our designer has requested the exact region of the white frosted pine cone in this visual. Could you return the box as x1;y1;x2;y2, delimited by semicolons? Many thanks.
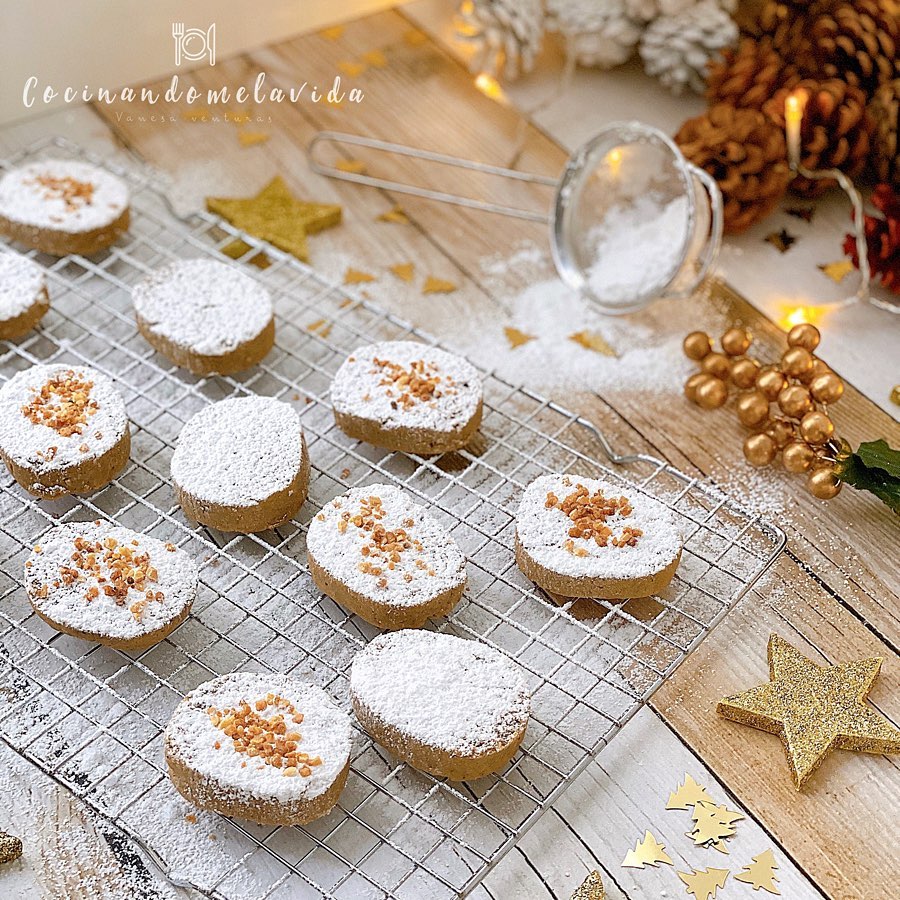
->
626;0;738;22
545;0;643;68
457;0;544;79
639;0;739;94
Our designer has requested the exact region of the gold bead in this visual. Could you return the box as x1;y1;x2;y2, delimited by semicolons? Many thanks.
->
730;357;761;389
695;376;729;409
778;384;812;418
684;372;708;404
736;390;770;427
744;433;777;467
683;331;712;361
783;440;816;473
799;410;834;444
810;372;844;404
798;357;828;384
807;466;842;500
766;418;795;449
721;327;751;356
781;346;814;378
701;352;732;380
756;366;787;401
787;322;821;351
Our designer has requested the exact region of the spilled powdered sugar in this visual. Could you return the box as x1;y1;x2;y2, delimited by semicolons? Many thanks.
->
165;673;351;803
307;484;467;609
0;159;129;233
331;341;482;435
350;630;531;756
170;396;304;507
516;474;682;579
0;249;45;321
131;259;273;357
0;363;128;474
25;522;197;641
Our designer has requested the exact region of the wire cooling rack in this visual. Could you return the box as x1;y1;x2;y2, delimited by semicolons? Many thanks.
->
0;137;785;900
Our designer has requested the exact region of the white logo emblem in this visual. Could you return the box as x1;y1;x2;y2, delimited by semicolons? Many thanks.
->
172;23;216;66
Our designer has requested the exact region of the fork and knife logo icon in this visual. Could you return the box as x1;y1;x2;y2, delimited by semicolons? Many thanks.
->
172;22;216;66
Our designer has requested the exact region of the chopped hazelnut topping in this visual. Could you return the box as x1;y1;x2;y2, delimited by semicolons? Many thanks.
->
28;174;95;210
371;356;456;409
22;370;98;438
547;485;643;550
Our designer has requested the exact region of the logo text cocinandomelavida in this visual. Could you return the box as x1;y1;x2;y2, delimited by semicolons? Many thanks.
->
22;73;364;110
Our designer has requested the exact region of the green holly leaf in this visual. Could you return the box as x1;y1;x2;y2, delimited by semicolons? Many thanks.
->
835;440;900;515
855;439;900;480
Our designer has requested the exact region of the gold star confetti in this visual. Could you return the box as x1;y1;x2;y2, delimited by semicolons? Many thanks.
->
362;49;388;68
336;159;367;175
378;206;409;224
389;262;415;283
621;830;673;869
423;276;458;294
735;850;781;894
666;774;714;810
818;259;855;284
569;330;617;356
678;867;729;900
504;326;536;349
237;131;270;147
570;870;605;899
718;634;900;789
764;228;796;253
344;267;376;285
207;176;341;263
688;801;744;849
320;25;344;41
891;385;900;406
338;60;366;77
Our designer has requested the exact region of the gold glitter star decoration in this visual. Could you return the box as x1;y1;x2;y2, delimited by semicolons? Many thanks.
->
717;634;900;789
622;830;673;869
677;866;729;900
206;176;341;264
735;850;781;894
570;870;605;899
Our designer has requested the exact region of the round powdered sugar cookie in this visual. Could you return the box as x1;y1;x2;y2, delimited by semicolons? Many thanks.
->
0;363;130;499
307;484;467;629
171;396;309;533
25;522;197;651
515;473;683;599
331;341;483;454
165;672;352;826
132;259;275;376
0;159;129;256
0;250;50;339
350;630;531;781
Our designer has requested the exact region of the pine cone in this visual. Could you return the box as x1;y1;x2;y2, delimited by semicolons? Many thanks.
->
639;0;739;95
764;79;873;197
545;0;642;68
675;104;791;233
625;0;737;21
868;79;900;188
843;183;900;294
706;36;799;109
457;0;544;79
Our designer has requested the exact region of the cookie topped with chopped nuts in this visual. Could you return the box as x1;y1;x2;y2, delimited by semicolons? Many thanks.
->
515;473;683;600
331;341;483;454
25;521;197;650
306;484;467;629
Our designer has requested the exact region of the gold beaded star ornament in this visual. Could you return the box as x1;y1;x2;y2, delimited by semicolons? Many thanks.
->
718;634;900;788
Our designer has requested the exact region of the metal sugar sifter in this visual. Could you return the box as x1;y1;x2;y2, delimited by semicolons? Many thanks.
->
308;121;723;315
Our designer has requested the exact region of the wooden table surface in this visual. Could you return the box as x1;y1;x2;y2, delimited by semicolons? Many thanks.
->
1;6;898;900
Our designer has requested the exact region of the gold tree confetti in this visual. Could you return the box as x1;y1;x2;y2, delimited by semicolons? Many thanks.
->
344;267;376;285
570;870;605;899
764;228;796;253
378;206;409;224
362;49;388;67
237;131;270;147
504;327;536;349
338;60;366;77
688;801;744;849
307;319;332;339
677;867;729;900
718;634;900;789
735;850;781;894
621;830;673;869
818;259;855;284
423;276;458;294
569;330;616;356
389;263;415;283
336;159;367;175
666;774;714;810
320;25;344;41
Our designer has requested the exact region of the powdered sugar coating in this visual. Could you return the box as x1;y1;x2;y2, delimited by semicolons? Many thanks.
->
350;630;531;756
516;474;682;579
0;250;45;322
331;341;482;434
25;522;197;641
0;159;128;233
132;259;273;358
0;364;128;474
165;673;352;803
170;397;305;508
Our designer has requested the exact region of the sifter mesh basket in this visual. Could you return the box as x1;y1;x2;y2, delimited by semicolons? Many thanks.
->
0;138;785;900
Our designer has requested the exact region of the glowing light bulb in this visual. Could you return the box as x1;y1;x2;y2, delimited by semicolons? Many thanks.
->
474;73;508;105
